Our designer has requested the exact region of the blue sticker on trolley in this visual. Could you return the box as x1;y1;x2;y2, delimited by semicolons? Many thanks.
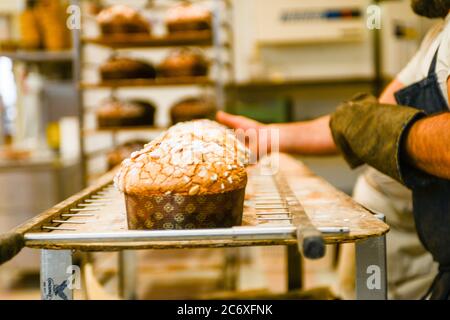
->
43;278;69;300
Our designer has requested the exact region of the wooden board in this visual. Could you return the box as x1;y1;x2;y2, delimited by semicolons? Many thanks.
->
23;153;389;251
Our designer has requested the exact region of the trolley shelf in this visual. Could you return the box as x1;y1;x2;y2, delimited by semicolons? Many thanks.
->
80;76;214;89
0;154;390;300
82;126;167;136
2;154;388;254
82;31;213;49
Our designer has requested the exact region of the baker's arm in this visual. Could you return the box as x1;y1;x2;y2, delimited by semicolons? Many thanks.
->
216;111;338;156
217;78;404;157
405;113;450;180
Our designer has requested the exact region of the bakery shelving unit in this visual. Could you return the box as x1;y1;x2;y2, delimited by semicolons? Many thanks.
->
73;0;234;186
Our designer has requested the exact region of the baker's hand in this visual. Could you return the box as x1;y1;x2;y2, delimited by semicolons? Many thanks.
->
216;111;265;131
216;111;271;161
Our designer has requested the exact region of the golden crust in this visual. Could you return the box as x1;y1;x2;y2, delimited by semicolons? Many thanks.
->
115;120;248;196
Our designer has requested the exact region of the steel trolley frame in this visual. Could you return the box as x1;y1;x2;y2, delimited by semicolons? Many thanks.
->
0;154;389;300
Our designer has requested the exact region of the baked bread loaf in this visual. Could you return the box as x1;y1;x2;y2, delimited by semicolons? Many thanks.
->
115;120;249;230
19;7;41;50
158;48;209;78
97;5;151;36
35;0;71;51
165;119;249;165
165;3;212;34
170;97;216;124
20;0;71;51
107;140;147;169
100;57;156;81
96;99;156;128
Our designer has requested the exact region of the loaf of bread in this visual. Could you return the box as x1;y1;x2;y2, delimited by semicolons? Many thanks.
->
165;3;212;34
158;48;209;78
19;8;41;50
115;120;249;230
35;0;71;51
107;140;147;170
170;97;216;124
97;5;151;36
100;57;156;81
96;99;156;128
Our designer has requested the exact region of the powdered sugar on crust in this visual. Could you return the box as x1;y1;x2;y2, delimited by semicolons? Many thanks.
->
115;120;248;196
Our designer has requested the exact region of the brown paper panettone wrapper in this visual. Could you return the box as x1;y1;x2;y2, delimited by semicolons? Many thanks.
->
125;188;245;230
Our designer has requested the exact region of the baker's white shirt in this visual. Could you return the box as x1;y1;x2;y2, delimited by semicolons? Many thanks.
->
397;13;450;106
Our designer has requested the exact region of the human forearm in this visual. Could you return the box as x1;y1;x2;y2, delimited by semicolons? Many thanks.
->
216;111;338;156
405;113;450;180
271;115;338;155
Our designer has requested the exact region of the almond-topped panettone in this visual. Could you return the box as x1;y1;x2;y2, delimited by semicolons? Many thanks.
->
97;5;151;36
107;140;147;170
100;57;156;81
170;97;216;124
165;2;212;34
96;99;156;128
164;119;250;165
158;48;209;78
114;120;248;230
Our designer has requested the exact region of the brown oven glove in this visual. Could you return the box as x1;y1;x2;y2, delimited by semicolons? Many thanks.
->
329;93;426;185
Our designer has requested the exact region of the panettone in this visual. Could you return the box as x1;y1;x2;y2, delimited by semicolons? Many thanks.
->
114;120;249;230
158;48;209;78
97;5;151;36
170;97;216;124
100;57;156;81
96;99;156;128
107;140;147;169
165;3;212;34
164;120;249;166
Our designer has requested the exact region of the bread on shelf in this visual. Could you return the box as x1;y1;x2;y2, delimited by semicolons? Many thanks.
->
97;4;151;36
20;0;71;51
165;2;212;34
107;140;147;170
19;8;41;50
96;98;156;128
100;56;156;81
158;48;209;78
170;97;216;125
114;120;249;230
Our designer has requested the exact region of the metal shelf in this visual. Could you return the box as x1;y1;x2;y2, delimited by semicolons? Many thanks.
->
83;31;213;49
228;76;376;89
83;126;166;136
0;50;74;62
81;76;214;89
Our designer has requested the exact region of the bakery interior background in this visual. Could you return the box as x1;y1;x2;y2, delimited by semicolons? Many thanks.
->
0;0;437;300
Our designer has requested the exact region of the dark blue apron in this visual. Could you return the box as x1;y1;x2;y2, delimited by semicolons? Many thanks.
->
395;48;450;300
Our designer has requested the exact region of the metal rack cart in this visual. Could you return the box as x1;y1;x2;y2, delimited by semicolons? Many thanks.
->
0;153;389;300
72;0;234;185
